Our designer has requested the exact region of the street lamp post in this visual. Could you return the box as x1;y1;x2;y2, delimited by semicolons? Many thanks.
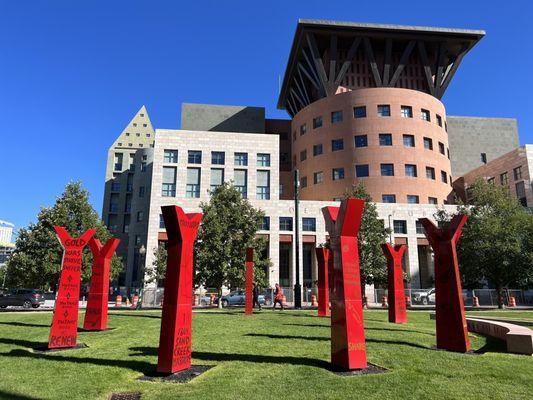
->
137;244;146;309
294;170;302;309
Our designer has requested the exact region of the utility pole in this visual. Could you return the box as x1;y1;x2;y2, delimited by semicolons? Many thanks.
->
294;169;302;309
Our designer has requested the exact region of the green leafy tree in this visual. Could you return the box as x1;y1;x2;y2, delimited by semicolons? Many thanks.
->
147;244;167;285
435;178;533;308
6;181;122;290
342;183;391;297
194;182;270;307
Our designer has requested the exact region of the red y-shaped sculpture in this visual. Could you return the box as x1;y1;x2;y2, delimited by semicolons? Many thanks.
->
157;205;202;374
315;247;330;317
245;247;254;315
49;227;95;349
420;215;470;353
83;237;120;331
381;243;407;324
322;199;367;370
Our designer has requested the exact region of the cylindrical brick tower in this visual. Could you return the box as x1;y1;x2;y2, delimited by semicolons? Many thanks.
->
278;20;484;204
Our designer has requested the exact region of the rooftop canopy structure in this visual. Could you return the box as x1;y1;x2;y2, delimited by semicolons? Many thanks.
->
278;19;485;117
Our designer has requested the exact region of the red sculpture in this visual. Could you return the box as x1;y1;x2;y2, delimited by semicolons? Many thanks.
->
322;199;367;370
157;206;202;374
83;237;120;331
315;247;330;317
420;215;470;353
381;243;407;324
245;247;254;315
48;227;96;349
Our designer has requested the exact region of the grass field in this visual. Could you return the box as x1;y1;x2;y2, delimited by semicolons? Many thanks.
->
0;309;531;400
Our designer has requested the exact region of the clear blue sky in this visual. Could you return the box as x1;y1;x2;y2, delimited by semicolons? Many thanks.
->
1;0;532;235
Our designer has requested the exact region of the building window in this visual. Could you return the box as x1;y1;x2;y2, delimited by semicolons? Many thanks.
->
136;211;144;222
423;137;433;150
211;151;225;165
421;109;430;122
300;124;307;136
300;149;307;162
302;217;316;232
256;170;270;200
407;195;419;204
124;195;131;213
129;154;135;171
210;168;224;191
355;164;369;177
162;167;176;197
139;186;145;197
314;171;323;184
393;220;407;234
428;197;438;204
260;216;270;230
186;168;201;198
516;181;527;206
500;172;508;186
114;153;123;171
382;194;396;203
416;220;425;234
159;215;165;229
279;217;293;231
379;134;392;146
381;163;394;176
163;150;178;163
331;110;343;124
300;176;307;188
332;168;345;180
487;177;495;185
313;144;323;156
332;139;344;151
403;134;415;147
123;215;130;233
377;104;390;117
355;135;368;148
513;166;523;180
354;106;366;118
441;170;448;183
257;153;270;167
188;150;202;164
400;105;413;118
234;169;247;198
141;162;147;172
425;167;436;180
313;116;322;129
438;142;445;155
436;114;443;127
111;182;121;192
135;235;141;246
235;152;248;166
405;164;417;177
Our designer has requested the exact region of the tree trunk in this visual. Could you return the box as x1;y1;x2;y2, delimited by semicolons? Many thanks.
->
218;287;223;309
496;286;505;309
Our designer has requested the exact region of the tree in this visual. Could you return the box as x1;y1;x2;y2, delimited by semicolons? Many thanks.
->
147;243;167;285
342;183;391;297
6;181;122;290
194;182;270;307
435;178;533;308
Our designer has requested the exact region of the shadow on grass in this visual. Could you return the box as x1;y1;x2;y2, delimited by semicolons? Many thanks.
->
0;337;48;349
474;337;507;354
129;346;330;369
0;389;39;400
0;321;50;328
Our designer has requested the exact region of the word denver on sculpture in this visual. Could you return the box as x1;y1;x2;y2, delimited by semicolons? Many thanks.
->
322;198;367;370
157;205;202;374
83;237;120;331
315;247;330;317
381;243;407;324
245;247;254;315
420;215;470;353
48;227;95;349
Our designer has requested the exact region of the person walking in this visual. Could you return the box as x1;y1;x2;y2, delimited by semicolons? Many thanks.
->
252;282;262;310
272;283;284;310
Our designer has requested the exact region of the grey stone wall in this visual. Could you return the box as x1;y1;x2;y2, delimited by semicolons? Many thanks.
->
181;103;265;133
447;116;519;177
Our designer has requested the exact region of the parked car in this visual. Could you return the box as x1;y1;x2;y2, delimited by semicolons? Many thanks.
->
0;288;45;309
216;290;266;307
412;288;435;305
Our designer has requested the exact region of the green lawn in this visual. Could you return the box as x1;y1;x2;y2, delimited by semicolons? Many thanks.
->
0;309;531;400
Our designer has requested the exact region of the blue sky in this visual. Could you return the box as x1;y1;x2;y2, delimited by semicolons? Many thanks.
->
1;0;532;236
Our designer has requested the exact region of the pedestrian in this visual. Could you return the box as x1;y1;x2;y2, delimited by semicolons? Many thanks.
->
253;282;262;310
272;283;284;310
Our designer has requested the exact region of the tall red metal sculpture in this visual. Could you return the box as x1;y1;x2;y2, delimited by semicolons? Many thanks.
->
245;247;254;315
315;247;330;317
381;243;407;324
83;237;120;331
157;206;202;374
48;227;96;349
322;199;367;370
420;215;470;353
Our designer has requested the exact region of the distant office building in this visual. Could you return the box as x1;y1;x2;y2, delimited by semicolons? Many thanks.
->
0;220;15;272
